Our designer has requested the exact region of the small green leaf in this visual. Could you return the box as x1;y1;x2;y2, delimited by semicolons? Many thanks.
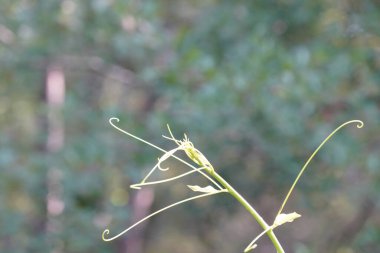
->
273;212;301;227
187;185;219;193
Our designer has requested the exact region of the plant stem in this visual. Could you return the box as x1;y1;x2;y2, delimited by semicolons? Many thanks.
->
209;170;285;253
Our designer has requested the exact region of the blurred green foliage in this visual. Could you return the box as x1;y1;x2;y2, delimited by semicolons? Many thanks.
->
0;0;379;253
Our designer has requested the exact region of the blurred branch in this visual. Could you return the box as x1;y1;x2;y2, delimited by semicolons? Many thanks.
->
58;55;142;87
5;55;142;87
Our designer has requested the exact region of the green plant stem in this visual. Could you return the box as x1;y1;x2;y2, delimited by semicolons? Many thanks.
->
209;170;285;253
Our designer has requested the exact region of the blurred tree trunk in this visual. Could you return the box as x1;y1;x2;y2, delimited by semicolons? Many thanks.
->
45;63;66;253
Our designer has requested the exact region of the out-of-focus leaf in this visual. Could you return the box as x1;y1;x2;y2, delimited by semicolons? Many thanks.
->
273;212;302;227
187;185;219;194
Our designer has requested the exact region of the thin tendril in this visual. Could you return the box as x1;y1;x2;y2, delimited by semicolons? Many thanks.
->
130;163;160;190
244;226;274;252
110;118;165;152
109;118;223;190
277;120;364;216
156;146;184;171
165;124;182;146
131;166;209;189
102;190;225;242
135;146;184;189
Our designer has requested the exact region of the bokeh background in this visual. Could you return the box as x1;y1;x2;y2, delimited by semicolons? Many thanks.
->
1;1;379;253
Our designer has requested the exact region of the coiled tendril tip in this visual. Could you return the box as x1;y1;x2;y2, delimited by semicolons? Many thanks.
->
109;117;120;124
102;229;110;241
356;120;364;128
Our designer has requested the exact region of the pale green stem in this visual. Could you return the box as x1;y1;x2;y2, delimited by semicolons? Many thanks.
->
209;170;285;253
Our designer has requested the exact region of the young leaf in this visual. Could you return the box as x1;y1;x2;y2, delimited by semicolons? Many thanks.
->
273;212;301;227
187;185;219;194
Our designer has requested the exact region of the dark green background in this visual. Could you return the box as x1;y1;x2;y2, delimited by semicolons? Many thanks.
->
1;1;379;252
